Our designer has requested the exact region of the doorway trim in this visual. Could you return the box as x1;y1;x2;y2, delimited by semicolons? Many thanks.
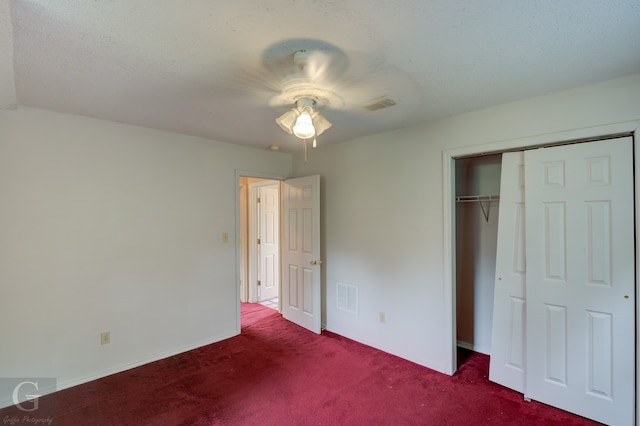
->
247;179;281;303
441;120;640;410
235;169;289;334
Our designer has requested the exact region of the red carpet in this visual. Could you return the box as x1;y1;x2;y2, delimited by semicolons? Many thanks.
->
1;303;599;425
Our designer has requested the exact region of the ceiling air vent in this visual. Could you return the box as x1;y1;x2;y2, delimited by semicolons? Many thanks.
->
364;97;397;111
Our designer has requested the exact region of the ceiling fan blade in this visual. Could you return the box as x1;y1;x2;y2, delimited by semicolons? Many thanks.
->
327;65;421;113
212;52;293;105
301;49;348;85
220;64;283;98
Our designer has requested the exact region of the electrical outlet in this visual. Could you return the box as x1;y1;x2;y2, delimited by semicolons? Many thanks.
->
379;312;386;324
100;331;111;345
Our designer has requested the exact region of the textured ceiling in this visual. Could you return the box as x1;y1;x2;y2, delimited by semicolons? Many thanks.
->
2;0;640;152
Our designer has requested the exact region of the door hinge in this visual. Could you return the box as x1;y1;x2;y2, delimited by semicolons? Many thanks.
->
256;197;260;203
257;280;261;286
257;238;260;245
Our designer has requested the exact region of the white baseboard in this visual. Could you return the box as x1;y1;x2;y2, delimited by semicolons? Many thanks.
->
456;340;474;351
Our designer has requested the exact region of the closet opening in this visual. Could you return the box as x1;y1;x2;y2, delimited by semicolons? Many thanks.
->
454;154;502;368
446;131;638;425
448;131;634;372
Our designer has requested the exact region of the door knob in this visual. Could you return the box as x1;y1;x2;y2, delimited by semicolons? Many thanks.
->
310;260;323;265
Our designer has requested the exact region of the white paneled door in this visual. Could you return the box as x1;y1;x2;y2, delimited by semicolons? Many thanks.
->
283;175;322;334
525;138;634;425
489;151;526;393
258;184;280;301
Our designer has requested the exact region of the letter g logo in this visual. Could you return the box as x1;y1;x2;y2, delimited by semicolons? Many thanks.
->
12;380;41;412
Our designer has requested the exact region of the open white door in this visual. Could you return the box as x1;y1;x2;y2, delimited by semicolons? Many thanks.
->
489;151;526;393
525;137;634;425
258;184;280;301
282;175;322;334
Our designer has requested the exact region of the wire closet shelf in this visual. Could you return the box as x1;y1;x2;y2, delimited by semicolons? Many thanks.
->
455;195;500;222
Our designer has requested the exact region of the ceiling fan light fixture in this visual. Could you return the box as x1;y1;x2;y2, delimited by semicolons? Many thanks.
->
275;109;299;135
274;98;332;153
310;111;332;136
292;107;315;139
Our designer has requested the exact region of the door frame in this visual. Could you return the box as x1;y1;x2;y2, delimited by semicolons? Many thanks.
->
235;170;288;333
248;180;281;303
441;121;640;408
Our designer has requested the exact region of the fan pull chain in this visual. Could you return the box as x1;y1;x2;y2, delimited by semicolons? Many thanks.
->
304;138;308;162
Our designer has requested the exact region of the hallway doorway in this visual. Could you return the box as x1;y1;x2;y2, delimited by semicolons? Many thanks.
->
239;177;281;310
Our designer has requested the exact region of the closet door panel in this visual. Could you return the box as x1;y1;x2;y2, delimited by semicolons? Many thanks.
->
489;151;526;393
524;137;634;426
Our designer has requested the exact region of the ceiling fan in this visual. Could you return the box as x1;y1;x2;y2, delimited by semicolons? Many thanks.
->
272;49;344;160
224;42;411;159
268;45;396;161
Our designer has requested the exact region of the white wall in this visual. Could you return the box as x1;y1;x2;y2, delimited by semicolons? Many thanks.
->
2;72;638;406
455;155;501;355
0;107;291;405
0;0;15;108
292;73;640;372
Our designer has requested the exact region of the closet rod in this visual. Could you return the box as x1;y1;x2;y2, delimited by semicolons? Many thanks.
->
455;195;500;203
456;195;499;222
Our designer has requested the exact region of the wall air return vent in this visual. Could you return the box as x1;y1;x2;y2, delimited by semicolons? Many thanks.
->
336;282;358;315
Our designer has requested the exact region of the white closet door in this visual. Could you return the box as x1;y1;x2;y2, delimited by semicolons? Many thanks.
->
489;151;526;393
525;137;634;425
